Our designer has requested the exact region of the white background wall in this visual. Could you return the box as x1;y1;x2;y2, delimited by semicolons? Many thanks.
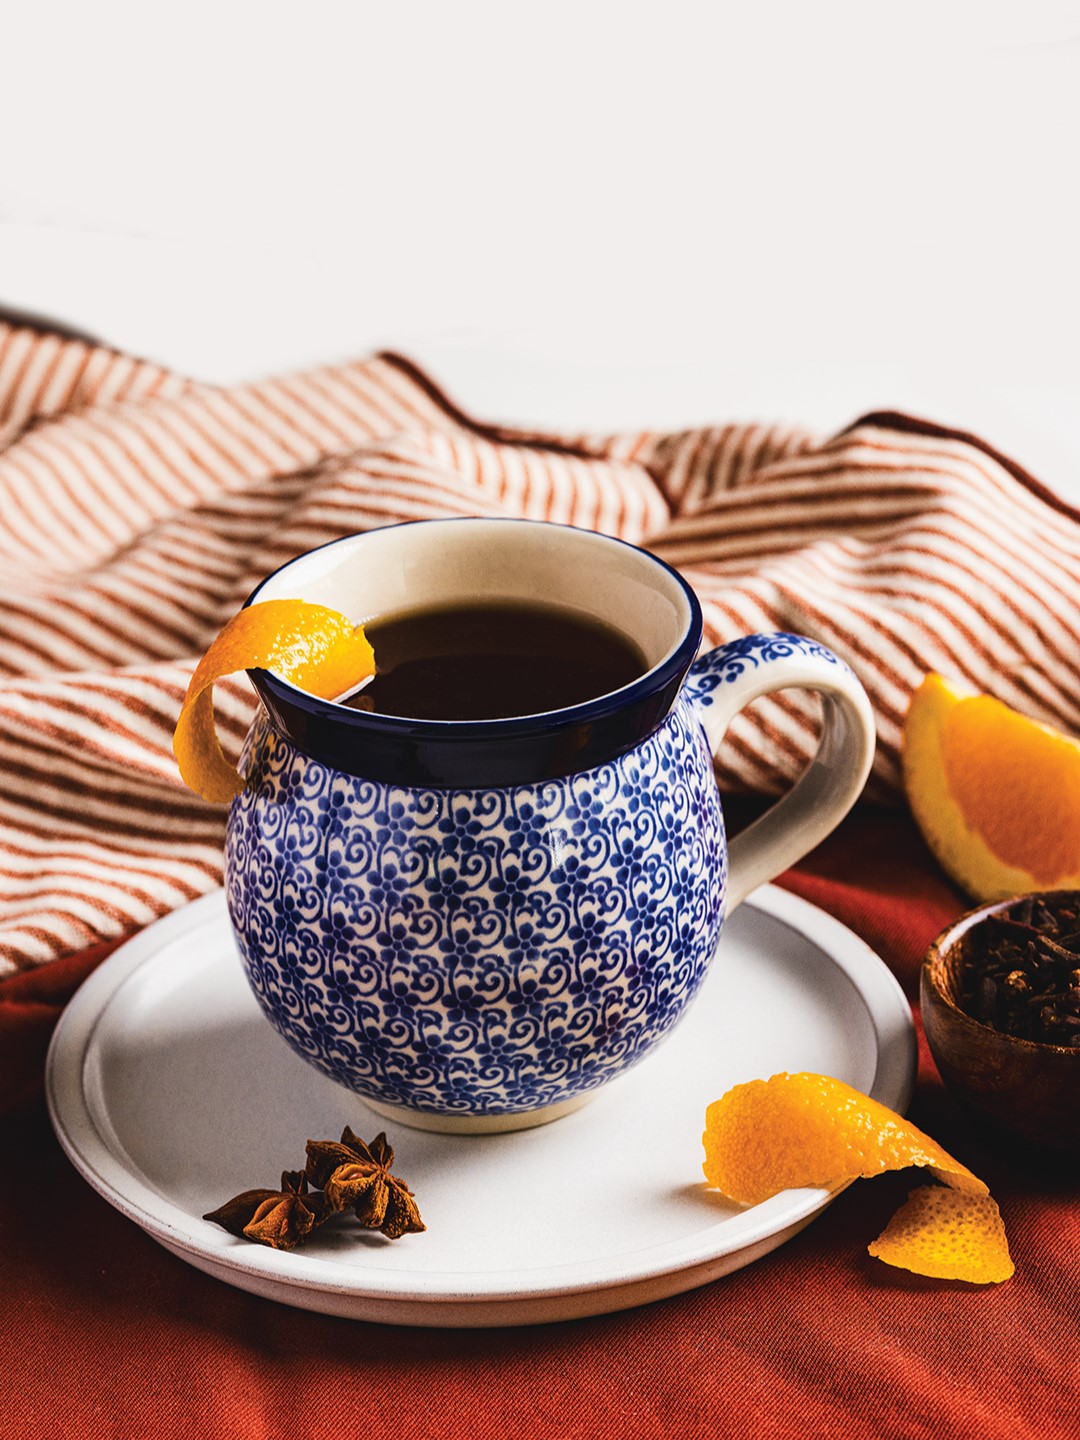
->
2;1;1079;493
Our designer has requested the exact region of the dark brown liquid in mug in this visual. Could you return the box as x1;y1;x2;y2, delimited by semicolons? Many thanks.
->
342;600;647;721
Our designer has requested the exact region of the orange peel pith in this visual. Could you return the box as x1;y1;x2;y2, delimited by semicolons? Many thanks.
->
702;1073;1012;1285
903;672;1080;900
173;600;375;803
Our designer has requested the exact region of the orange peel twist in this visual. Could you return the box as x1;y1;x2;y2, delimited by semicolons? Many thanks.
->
703;1073;1013;1285
173;599;375;803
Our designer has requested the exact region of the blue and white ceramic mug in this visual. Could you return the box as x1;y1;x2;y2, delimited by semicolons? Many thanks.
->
225;520;875;1133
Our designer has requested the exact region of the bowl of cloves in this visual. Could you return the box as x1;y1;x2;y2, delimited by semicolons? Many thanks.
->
922;891;1080;1162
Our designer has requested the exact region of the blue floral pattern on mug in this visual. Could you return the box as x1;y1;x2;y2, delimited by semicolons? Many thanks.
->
225;697;726;1118
684;631;850;709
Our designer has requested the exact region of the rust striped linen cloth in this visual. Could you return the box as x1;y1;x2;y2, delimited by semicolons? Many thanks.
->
1;318;1079;975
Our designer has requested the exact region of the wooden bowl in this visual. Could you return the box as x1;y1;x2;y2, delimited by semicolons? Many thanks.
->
921;892;1080;1161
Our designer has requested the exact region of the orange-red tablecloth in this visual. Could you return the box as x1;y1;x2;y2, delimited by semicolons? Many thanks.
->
4;805;1077;1440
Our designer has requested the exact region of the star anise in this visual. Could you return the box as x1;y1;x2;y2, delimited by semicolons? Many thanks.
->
203;1169;332;1251
305;1127;425;1240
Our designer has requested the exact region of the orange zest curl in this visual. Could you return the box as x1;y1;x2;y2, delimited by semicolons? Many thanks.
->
868;1186;1013;1285
173;600;375;803
703;1072;1013;1285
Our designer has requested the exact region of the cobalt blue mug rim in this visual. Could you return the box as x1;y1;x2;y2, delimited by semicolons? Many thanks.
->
243;519;704;789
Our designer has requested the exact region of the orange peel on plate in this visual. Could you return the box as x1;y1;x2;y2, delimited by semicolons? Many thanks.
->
703;1073;1013;1284
173;599;375;803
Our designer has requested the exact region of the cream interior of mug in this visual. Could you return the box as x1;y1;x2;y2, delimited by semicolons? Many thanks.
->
252;521;692;673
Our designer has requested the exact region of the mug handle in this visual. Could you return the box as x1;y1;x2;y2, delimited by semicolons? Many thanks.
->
684;633;876;911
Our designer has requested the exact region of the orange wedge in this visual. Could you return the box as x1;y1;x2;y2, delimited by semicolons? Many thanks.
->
173;600;374;803
903;673;1080;901
703;1073;1012;1284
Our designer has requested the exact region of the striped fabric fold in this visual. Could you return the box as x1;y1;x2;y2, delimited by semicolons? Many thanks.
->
1;321;1078;973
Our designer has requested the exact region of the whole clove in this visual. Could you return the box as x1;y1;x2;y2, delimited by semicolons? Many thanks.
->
959;894;1080;1046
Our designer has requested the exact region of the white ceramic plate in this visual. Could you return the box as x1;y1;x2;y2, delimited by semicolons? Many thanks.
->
47;885;915;1328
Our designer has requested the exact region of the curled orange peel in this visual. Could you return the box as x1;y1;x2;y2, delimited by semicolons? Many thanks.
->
703;1073;1013;1284
868;1186;1013;1285
173;600;375;803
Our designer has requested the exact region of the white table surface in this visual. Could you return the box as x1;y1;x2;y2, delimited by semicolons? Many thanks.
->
3;2;1079;501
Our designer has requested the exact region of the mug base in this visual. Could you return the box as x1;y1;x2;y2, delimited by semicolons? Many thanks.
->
360;1091;593;1135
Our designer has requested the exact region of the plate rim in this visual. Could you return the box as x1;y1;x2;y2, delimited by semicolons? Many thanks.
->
46;884;916;1312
